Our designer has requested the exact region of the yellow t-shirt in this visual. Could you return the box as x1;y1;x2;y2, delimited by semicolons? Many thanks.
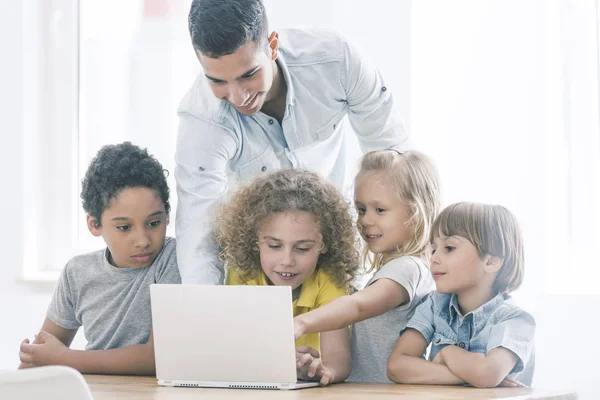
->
226;267;347;353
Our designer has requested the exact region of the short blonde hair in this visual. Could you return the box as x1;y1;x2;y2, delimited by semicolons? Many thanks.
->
217;168;360;289
357;150;441;272
430;202;525;294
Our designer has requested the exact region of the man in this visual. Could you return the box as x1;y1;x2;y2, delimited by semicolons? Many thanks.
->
176;0;409;284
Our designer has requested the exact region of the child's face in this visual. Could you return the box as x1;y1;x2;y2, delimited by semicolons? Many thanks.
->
257;210;326;290
430;234;490;295
355;171;412;258
87;187;169;269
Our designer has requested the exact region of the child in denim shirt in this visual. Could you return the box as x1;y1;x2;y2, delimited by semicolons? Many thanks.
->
387;202;535;387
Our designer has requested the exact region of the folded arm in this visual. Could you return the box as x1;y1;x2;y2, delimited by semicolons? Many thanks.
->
19;317;156;375
387;328;465;385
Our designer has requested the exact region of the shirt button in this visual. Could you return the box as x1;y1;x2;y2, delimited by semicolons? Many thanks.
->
458;343;465;348
333;123;336;130
261;166;267;172
198;166;205;172
268;119;274;125
434;338;441;344
381;86;387;92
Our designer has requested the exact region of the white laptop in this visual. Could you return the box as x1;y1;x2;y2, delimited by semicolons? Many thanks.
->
150;284;319;390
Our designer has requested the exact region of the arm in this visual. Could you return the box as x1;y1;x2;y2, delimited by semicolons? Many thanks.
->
175;114;237;284
341;38;410;152
437;345;519;388
18;317;77;369
19;318;157;375
295;278;409;338
387;328;465;385
296;327;351;386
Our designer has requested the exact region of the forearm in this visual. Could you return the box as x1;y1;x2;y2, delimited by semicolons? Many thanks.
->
387;354;464;385
297;296;359;335
442;347;505;387
322;348;351;383
62;343;155;375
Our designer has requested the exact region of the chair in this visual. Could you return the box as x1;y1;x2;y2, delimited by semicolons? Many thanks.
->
0;365;93;400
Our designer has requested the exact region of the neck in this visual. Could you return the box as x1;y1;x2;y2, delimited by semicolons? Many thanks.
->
261;59;287;121
456;284;496;315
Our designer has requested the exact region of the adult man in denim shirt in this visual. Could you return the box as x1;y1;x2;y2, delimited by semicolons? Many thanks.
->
175;0;409;284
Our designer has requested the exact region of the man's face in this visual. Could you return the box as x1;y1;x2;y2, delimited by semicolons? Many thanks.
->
197;39;277;115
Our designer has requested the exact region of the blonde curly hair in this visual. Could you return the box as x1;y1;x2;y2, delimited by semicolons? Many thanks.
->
217;168;360;290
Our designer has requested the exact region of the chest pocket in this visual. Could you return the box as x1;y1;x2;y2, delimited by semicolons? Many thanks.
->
235;146;281;183
315;109;347;142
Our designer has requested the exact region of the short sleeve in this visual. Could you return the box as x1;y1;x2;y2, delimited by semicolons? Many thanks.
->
370;257;426;310
154;238;182;284
487;308;536;374
315;272;348;309
46;265;80;330
402;293;436;343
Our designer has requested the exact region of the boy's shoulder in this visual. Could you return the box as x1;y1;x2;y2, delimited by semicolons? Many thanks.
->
485;294;535;324
64;247;107;273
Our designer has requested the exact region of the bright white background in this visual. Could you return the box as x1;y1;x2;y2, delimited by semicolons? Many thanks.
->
1;0;598;398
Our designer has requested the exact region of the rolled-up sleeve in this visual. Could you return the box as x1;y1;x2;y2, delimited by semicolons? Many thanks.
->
487;309;536;374
402;293;435;343
340;38;410;153
174;112;238;284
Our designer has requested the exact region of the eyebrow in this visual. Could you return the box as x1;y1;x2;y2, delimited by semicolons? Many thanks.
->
263;236;317;244
205;66;260;83
111;211;165;221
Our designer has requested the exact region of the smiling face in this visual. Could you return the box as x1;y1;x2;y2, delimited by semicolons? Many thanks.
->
355;171;412;260
197;37;279;115
257;210;326;290
430;234;491;295
87;187;168;269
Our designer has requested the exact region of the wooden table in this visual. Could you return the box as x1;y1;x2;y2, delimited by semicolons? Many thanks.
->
84;375;578;399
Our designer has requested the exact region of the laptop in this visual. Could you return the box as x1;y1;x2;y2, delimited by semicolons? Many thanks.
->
150;284;320;390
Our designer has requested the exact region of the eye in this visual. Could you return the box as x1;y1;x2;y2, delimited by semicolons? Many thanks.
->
116;225;130;231
148;220;161;228
431;248;436;255
267;244;282;249
376;208;386;213
445;246;455;252
295;247;311;253
356;207;366;215
241;72;257;80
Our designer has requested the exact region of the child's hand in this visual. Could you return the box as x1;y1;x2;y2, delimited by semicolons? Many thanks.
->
293;316;305;340
498;376;527;388
295;346;334;386
19;331;69;367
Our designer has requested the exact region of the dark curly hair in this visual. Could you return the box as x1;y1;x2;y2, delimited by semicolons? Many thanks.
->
217;168;360;290
81;142;170;226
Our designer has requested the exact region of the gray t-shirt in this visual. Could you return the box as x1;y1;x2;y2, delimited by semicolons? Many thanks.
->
47;236;180;350
347;256;435;383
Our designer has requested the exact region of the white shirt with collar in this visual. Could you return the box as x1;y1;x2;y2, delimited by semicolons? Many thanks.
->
175;27;409;284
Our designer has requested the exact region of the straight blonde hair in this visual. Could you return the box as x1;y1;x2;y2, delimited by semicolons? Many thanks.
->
357;150;441;272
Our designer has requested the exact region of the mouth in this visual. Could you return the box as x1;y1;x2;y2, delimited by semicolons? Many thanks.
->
275;271;299;280
236;93;259;111
131;253;152;263
431;272;446;280
364;234;382;242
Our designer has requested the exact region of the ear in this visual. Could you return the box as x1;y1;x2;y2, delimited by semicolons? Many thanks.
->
320;243;328;255
483;255;503;274
86;214;102;237
166;213;170;226
268;31;279;61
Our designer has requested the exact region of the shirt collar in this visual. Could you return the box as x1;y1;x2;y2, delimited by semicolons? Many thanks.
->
274;51;296;108
448;291;508;319
294;270;320;309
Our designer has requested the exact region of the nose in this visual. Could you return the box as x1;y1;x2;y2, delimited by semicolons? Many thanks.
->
360;210;374;227
133;227;151;249
279;249;295;267
430;251;440;266
228;83;250;107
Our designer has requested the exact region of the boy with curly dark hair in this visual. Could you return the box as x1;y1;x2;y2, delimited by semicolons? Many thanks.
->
18;142;180;375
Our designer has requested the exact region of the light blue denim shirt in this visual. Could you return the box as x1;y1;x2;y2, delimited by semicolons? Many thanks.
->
404;292;536;386
175;28;409;284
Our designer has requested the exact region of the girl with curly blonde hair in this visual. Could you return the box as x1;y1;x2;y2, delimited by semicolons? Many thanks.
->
294;149;441;383
217;168;360;386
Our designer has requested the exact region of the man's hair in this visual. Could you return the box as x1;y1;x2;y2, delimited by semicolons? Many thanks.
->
189;0;269;58
430;202;525;294
81;142;170;226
